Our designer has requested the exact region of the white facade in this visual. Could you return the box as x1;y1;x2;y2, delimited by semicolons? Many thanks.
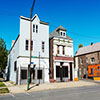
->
7;14;49;84
75;57;78;80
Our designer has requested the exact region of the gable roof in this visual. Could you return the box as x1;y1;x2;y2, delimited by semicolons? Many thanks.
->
56;25;66;31
76;42;100;56
20;14;49;25
49;25;72;40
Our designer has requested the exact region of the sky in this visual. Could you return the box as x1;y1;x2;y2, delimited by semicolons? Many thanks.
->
0;0;100;55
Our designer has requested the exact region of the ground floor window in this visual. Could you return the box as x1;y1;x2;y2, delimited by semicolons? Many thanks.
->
56;66;60;78
56;66;68;78
33;69;35;79
21;70;27;79
37;70;42;79
63;66;68;77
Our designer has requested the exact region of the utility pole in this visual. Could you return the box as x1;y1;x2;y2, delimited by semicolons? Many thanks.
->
27;0;36;90
39;52;40;85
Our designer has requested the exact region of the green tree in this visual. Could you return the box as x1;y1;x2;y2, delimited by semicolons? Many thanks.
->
78;44;83;48
0;38;8;71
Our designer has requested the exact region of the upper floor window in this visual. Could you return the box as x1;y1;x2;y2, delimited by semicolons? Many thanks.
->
25;40;29;50
33;24;38;33
42;42;45;52
33;24;35;32
63;33;65;36
86;58;88;63
36;25;38;33
80;57;83;64
62;46;65;55
91;57;95;63
61;32;62;36
57;45;60;54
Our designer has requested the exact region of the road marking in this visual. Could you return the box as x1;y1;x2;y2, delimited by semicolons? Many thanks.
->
10;94;18;100
24;92;30;95
24;92;34;97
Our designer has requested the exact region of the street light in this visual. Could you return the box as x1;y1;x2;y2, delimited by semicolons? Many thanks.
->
27;0;36;90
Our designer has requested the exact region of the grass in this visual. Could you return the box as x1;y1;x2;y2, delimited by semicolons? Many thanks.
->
0;82;6;87
0;88;9;94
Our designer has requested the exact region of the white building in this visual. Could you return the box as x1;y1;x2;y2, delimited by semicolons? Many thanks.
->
7;14;49;85
49;26;74;82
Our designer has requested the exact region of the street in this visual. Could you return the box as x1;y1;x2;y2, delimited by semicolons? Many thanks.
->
0;85;100;100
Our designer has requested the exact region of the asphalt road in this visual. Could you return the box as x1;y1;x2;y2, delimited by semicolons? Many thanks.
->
0;85;100;100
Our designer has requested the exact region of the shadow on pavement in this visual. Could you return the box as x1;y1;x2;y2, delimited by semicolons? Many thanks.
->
29;84;39;90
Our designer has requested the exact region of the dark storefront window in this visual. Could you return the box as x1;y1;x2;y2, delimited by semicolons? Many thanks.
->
56;66;60;78
33;69;35;79
65;67;68;77
21;70;27;79
14;61;17;71
37;70;42;79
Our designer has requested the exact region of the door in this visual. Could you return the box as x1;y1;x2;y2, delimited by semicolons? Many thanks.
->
56;66;60;82
63;66;68;81
70;63;73;81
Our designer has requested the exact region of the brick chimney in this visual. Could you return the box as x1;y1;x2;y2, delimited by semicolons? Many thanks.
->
91;42;93;45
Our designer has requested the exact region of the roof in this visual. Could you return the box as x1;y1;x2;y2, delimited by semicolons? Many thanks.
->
56;25;66;31
9;34;20;53
20;14;49;25
76;42;100;56
49;25;72;40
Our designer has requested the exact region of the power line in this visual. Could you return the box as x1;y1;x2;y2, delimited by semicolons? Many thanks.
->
49;24;100;39
0;9;100;39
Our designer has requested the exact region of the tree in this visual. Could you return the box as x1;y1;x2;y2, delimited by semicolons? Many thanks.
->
0;38;8;71
78;44;83;48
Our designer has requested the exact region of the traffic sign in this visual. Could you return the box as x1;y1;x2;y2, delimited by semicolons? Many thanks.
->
31;62;34;64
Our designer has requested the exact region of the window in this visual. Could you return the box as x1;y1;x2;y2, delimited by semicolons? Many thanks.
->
84;68;86;74
21;70;27;79
57;45;60;54
90;68;93;75
86;58;88;63
14;61;17;71
63;66;68;77
31;41;33;50
37;70;42;79
33;69;35;79
25;40;29;50
61;32;62;36
42;42;45;52
62;46;65;55
33;24;35;32
56;66;60;78
63;33;65;36
36;25;38;33
91;57;95;63
80;58;83;64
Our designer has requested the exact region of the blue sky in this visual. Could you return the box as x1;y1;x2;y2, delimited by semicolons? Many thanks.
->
0;0;100;55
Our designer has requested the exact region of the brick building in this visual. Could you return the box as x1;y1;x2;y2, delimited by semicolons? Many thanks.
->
75;42;100;79
49;25;74;82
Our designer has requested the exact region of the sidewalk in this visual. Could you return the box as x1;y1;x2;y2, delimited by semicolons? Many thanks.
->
3;80;100;94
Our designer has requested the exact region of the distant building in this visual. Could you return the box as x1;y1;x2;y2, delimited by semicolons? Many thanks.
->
49;25;74;82
75;42;100;79
7;14;49;84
